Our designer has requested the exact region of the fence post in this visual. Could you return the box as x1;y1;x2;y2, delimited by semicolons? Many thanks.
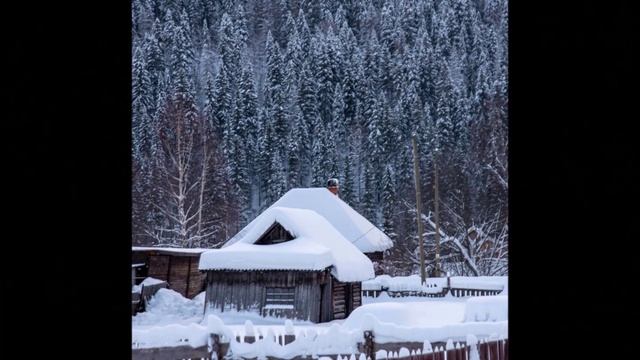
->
504;339;508;360
479;341;487;360
489;340;498;360
210;333;227;360
447;348;457;360
364;331;376;360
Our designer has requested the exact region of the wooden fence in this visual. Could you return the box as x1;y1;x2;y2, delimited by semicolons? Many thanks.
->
362;287;502;299
132;329;507;360
359;330;508;360
132;280;169;315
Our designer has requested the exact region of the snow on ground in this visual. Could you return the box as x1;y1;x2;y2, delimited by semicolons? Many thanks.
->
133;288;320;331
133;289;205;327
344;301;466;328
133;277;507;350
343;300;506;343
464;296;508;322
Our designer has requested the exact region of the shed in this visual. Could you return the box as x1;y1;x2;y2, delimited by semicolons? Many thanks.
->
224;188;393;263
199;207;375;322
132;247;207;299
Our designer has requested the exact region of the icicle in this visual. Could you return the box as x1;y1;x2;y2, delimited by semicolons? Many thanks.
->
399;348;410;358
445;339;454;350
423;340;433;353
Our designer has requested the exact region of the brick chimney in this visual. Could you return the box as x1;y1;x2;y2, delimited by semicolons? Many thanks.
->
327;178;339;196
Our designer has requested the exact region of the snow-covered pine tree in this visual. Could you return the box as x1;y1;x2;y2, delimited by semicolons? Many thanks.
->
381;163;397;239
212;63;232;140
218;12;241;85
264;31;289;166
234;4;249;48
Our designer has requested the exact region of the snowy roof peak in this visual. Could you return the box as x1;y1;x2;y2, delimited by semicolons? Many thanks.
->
198;207;375;282
225;188;393;253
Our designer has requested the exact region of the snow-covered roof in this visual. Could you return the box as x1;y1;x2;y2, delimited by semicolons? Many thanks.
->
224;188;393;253
199;207;375;282
132;247;209;256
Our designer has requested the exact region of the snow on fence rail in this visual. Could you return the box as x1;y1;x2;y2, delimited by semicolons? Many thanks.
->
132;328;507;360
132;315;507;360
362;276;507;298
371;336;508;360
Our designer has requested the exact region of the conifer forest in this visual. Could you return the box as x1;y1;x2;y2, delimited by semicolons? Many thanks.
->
132;0;508;276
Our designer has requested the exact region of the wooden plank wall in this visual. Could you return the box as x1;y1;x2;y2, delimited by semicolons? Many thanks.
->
351;282;362;310
147;255;170;282
332;279;347;319
167;256;190;297
186;257;205;298
205;270;328;322
144;254;204;299
331;278;363;320
319;275;333;322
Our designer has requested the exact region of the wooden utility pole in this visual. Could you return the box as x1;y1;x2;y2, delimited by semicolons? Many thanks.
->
433;149;442;277
412;136;426;284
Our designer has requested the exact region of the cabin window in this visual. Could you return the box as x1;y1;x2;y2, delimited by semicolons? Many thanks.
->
264;287;295;309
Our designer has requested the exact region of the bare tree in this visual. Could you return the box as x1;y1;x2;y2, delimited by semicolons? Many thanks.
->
147;98;223;248
390;200;508;276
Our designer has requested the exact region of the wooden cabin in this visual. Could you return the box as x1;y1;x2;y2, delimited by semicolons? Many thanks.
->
199;207;374;322
223;187;393;271
132;247;208;299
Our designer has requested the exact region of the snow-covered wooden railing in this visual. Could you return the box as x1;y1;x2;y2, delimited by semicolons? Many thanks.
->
132;314;507;360
360;331;508;360
362;276;506;299
131;330;507;360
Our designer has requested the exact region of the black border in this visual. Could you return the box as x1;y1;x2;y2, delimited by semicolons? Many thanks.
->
3;1;132;356
3;0;636;357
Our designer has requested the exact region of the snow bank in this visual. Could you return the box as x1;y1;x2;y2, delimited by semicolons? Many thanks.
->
133;323;209;348
133;288;204;326
342;302;507;343
344;302;465;329
134;303;506;353
463;296;508;322
193;291;206;305
133;288;507;352
200;207;374;282
225;188;393;253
